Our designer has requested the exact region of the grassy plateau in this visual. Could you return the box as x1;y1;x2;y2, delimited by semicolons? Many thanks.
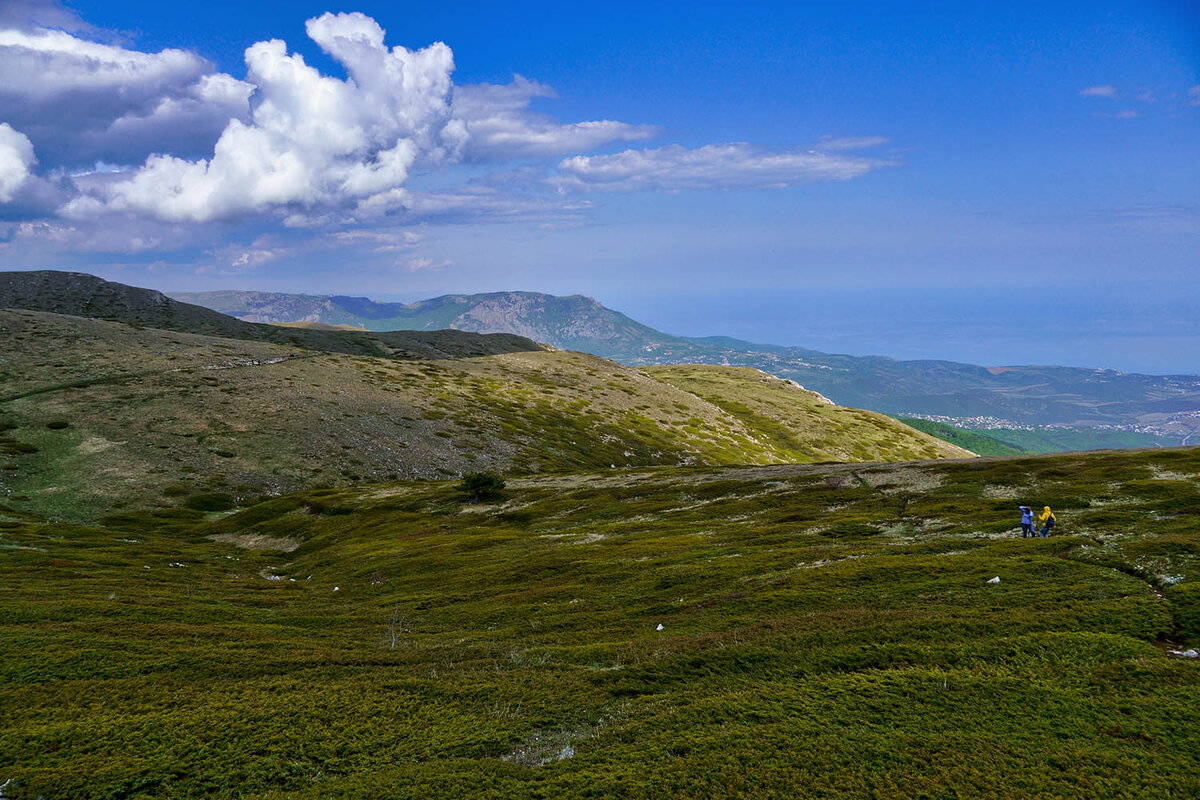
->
2;448;1199;798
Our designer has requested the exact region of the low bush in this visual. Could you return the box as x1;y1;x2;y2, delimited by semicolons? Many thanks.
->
183;492;236;512
458;471;506;502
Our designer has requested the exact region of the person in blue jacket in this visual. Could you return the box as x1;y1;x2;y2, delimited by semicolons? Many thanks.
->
1019;505;1036;538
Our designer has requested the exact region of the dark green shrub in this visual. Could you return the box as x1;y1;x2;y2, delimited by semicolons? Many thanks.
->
1167;582;1200;644
183;492;236;512
305;499;353;515
458;471;506;502
46;420;70;430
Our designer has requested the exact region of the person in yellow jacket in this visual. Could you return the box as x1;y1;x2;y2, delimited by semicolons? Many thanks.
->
1037;506;1056;537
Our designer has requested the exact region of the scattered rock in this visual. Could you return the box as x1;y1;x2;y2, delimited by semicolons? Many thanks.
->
987;576;1001;584
656;623;665;631
1168;648;1199;659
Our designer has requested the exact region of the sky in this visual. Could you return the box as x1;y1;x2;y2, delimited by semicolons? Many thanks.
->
0;0;1198;372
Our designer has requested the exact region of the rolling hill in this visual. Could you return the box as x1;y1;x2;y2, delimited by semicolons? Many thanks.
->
175;286;1200;446
0;276;968;520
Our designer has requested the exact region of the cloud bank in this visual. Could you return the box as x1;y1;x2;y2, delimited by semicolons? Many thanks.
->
43;12;673;223
0;25;250;164
0;7;897;270
65;13;455;222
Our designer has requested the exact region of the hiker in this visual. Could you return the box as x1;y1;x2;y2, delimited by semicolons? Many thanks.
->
1037;506;1056;537
1019;505;1036;538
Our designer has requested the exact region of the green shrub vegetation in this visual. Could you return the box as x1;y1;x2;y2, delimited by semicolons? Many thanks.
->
458;471;507;502
2;448;1200;798
896;417;1028;456
898;417;1178;455
182;492;236;512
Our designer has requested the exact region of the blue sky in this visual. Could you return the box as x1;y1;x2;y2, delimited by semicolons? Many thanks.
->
0;0;1197;371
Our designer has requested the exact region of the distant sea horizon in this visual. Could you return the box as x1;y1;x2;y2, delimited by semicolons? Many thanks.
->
593;286;1200;377
280;281;1198;377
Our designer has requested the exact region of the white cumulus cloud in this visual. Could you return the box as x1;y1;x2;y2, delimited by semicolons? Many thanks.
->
0;123;36;202
63;14;664;224
67;12;456;222
2;7;902;240
553;142;893;192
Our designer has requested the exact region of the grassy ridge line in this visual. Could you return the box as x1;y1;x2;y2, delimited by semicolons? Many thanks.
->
1;311;972;521
2;448;1199;797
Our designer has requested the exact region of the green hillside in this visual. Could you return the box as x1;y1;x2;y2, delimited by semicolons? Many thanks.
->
899;417;1177;455
0;309;966;521
967;426;1179;453
172;284;1200;445
3;448;1199;798
647;365;970;462
896;418;1030;456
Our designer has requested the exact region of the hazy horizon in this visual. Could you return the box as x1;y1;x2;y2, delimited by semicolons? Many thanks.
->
157;276;1198;375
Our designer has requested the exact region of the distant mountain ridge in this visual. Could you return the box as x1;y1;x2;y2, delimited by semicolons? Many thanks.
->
175;286;1200;445
1;272;542;361
172;289;678;355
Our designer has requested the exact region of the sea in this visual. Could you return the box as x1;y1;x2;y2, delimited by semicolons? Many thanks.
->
601;286;1200;376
